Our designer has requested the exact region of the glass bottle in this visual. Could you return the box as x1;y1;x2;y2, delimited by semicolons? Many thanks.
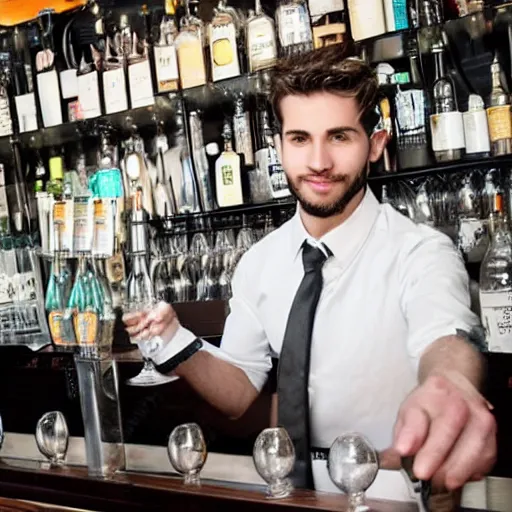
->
486;55;512;156
233;94;254;167
256;109;290;199
275;0;313;56
46;255;75;347
46;149;64;199
215;119;244;207
89;131;124;199
154;2;180;93
208;0;241;82
429;47;465;162
175;0;207;89
479;204;512;353
246;0;277;72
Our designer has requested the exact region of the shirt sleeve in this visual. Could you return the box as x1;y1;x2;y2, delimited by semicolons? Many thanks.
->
200;252;273;392
399;228;483;368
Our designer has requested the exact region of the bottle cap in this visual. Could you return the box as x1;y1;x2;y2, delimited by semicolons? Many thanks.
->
206;142;220;156
467;94;484;111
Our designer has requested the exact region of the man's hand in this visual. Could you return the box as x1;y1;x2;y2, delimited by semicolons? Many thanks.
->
123;301;180;342
393;371;496;490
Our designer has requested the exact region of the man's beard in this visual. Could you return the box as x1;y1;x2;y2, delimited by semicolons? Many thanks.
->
287;167;368;219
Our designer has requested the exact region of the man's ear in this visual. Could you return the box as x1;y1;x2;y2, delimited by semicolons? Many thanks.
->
368;129;389;163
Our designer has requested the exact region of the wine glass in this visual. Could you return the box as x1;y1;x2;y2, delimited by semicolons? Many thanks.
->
327;433;379;511
167;423;207;485
35;411;69;467
252;427;295;499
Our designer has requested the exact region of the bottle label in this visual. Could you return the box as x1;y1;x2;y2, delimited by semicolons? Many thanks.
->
210;23;240;81
14;93;38;133
73;197;94;253
222;164;234;185
154;45;179;93
486;105;512;142
177;38;206;89
279;5;307;47
248;18;277;72
103;67;128;115
430;111;465;152
74;311;99;346
128;60;155;109
37;70;63;127
480;291;512;353
77;71;102;119
347;0;386;41
92;199;115;257
463;110;490;154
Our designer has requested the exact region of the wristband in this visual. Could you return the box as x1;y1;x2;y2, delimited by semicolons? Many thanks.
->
155;338;203;375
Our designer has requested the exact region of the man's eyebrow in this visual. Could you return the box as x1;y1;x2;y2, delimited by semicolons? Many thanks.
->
284;127;359;137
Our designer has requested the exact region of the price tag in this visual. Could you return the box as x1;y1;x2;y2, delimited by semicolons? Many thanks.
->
128;60;155;108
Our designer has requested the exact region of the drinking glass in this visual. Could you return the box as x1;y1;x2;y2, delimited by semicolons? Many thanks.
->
253;427;295;499
327;433;379;511
35;411;69;466
167;423;208;485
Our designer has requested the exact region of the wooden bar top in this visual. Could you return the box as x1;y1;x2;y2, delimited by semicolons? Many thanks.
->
0;458;490;512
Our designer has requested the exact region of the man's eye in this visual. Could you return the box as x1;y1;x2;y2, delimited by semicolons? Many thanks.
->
291;136;307;144
331;133;348;142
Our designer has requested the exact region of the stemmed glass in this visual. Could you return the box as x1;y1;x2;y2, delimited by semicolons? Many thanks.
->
167;423;208;485
35;411;69;467
252;427;295;499
327;433;379;511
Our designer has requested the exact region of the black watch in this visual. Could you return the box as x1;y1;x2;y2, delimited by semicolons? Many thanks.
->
155;338;203;375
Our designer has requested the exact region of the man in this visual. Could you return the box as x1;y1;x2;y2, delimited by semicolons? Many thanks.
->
124;44;496;502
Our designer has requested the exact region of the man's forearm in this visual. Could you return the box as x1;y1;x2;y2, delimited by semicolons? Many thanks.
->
418;335;486;390
175;351;260;419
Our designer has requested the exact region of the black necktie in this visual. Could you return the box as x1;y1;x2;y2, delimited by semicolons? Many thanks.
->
277;241;330;490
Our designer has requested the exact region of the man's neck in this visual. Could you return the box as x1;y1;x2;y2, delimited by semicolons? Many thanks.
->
299;189;365;239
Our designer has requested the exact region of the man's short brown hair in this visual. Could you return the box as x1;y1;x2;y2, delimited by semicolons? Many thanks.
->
270;43;380;135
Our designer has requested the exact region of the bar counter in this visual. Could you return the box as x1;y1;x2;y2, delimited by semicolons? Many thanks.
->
0;458;491;512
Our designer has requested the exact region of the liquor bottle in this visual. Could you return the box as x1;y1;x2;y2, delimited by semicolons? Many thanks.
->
486;55;512;156
246;0;277;72
189;111;215;211
175;0;207;89
208;0;241;82
347;0;386;41
102;36;129;115
127;32;155;109
46;254;76;347
275;0;314;56
429;47;465;162
479;202;512;353
89;131;124;199
68;256;100;348
12;27;38;132
167;102;201;213
154;2;180;93
463;94;491;158
215;119;244;207
233;95;254;167
46;148;64;199
256;109;290;199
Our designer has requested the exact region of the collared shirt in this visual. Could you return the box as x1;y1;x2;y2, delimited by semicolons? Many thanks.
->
167;188;480;499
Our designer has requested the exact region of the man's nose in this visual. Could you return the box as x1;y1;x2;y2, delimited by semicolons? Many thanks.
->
307;140;333;173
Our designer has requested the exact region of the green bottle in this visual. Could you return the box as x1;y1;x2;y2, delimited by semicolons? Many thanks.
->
46;149;64;199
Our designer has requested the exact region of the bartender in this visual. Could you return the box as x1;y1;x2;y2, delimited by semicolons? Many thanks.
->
124;43;496;502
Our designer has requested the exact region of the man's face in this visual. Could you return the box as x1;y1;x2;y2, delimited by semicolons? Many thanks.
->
280;92;384;218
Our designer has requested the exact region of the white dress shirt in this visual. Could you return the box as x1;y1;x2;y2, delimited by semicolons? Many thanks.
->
163;188;480;501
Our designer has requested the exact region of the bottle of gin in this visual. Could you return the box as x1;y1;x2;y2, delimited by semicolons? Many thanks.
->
208;0;241;82
486;55;512;156
215;119;243;207
429;46;465;162
246;0;277;73
480;206;512;353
